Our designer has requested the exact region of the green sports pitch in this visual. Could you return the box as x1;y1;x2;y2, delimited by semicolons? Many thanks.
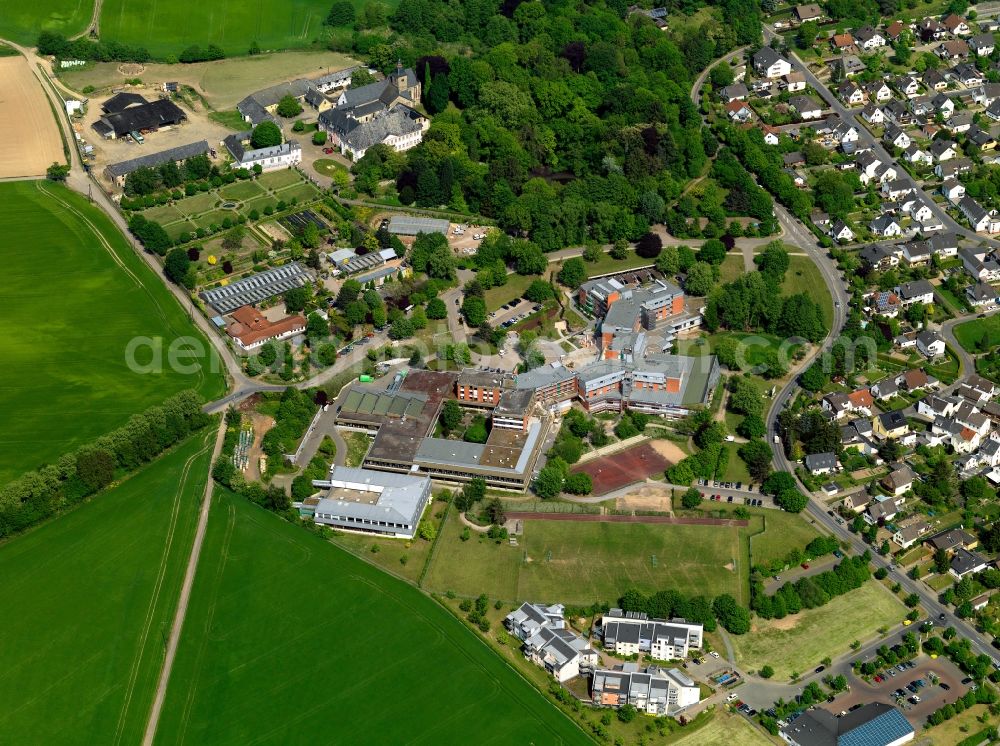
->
99;0;387;57
0;431;213;744
0;182;224;483
155;490;588;745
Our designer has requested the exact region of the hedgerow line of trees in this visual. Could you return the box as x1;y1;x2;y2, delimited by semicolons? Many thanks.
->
0;390;209;538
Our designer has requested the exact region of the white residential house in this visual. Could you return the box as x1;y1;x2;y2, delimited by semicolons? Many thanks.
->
884;124;911;149
901;240;931;264
987;99;1000;122
753;47;792;79
789;95;823;119
804;452;839;476
861;103;884;124
870;214;902;236
762;124;781;145
784;71;807;92
903;144;933;165
968;280;1000;307
917;395;959;420
725;101;754;122
882;179;912;201
960;247;1000;279
929;138;958;162
917;329;946;357
865;80;894;102
943;13;971;36
894;75;920;97
953;63;984;88
905;199;934;223
942;179;966;203
839;81;865;105
829;219;855;242
897;279;935;306
854;26;887;50
959;196;1000;233
506;602;567;641
894;519;931;549
972;33;996;56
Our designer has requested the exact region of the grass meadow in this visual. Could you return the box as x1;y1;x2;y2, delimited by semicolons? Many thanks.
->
954;315;1000;353
0;182;224;483
423;511;749;605
0;431;213;744
729;581;907;680
155;490;586;745
672;711;774;746
0;0;91;44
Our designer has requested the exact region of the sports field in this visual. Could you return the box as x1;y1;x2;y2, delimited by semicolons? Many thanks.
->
100;0;378;58
729;581;906;680
0;182;224;482
0;0;91;44
0;431;213;744
423;511;747;605
154;490;587;745
0;57;64;178
571;442;670;495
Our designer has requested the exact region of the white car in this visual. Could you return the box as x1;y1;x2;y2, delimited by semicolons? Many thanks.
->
727;693;738;702
711;651;720;659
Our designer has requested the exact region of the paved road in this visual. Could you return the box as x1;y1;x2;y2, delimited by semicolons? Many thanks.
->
141;418;227;746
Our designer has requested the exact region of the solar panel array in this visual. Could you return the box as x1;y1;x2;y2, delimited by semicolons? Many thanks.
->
201;263;313;314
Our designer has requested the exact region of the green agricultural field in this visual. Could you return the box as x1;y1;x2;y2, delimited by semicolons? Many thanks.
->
424;512;748;605
0;0;92;44
0;182;223;482
155;490;586;745
954;315;1000;353
729;581;907;679
100;0;355;57
0;431;213;743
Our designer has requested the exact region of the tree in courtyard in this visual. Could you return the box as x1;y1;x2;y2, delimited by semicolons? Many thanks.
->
698;239;727;266
276;95;303;118
461;295;487;327
759;665;774;679
681;487;702;509
524;280;553;303
250;121;282;149
440;399;463;433
283;286;309;313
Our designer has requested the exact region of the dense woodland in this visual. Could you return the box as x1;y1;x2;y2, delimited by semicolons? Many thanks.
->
349;0;763;250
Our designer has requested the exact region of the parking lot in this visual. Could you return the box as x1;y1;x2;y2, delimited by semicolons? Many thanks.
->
823;656;967;727
490;299;543;329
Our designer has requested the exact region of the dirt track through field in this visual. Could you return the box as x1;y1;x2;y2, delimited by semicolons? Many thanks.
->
0;57;63;178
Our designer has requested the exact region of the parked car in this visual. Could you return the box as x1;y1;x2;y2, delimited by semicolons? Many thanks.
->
815;665;825;674
711;651;720;659
801;563;810;569
941;683;951;691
